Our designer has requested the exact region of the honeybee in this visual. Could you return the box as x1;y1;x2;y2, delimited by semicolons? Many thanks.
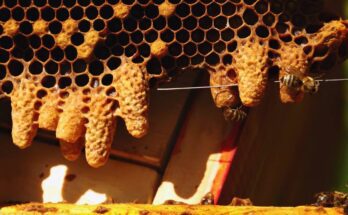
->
223;106;247;122
280;74;320;94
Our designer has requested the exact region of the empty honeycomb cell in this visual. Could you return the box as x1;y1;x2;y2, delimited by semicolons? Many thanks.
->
23;48;34;62
222;54;233;65
0;36;14;49
214;16;227;29
111;45;124;56
94;43;111;60
222;2;235;16
191;54;204;66
263;13;275;27
41;7;55;21
255;0;268;14
191;29;204;43
206;29;220;43
244;0;257;5
139;18;151;30
0;49;10;63
207;2;220;17
131;30;144;44
4;0;17;8
206;52;220;66
19;0;31;7
49;21;62;34
0;65;6;80
256;25;269;38
26;7;40;21
229;15;243;29
175;3;190;18
1;81;13;94
36;47;50;62
75;74;90;86
86;6;99;20
160;29;174;43
79;19;91;32
199;16;212;29
198;41;212;56
51;47;64;62
93;19;106;31
145;30;158;43
153;16;166;30
29;60;43;75
94;0;106;5
73;59;87;73
138;43;151;57
34;0;47;7
71;32;84;46
77;0;90;7
176;55;189;68
176;29;189;43
89;60;104;76
60;61;72;75
41;75;56;88
243;8;259;25
192;2;205;17
130;4;145;19
58;77;73;89
8;60;24;76
100;4;114;19
0;8;11;22
12;7;25;21
214;41;226;53
45;60;59;74
42;35;55;49
123;17;137;32
71;6;84;20
279;34;292;43
125;44;137;57
227;40;238;52
64;45;77;61
221;28;234;42
168;15;182;30
183;42;197;56
57;8;69;21
102;74;113;86
237;26;251;38
183;16;197;30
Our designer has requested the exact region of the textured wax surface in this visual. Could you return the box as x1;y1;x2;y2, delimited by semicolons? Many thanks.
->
0;0;347;167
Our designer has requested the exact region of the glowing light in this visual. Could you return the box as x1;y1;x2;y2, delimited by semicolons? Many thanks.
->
76;190;107;205
41;165;67;203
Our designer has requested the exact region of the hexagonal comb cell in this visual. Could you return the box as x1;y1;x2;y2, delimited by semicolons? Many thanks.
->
0;0;347;167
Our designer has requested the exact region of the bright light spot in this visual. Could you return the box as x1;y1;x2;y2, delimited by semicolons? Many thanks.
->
76;189;107;205
41;165;67;203
153;153;221;205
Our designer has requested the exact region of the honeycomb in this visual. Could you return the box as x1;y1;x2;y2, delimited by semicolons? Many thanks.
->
0;0;347;167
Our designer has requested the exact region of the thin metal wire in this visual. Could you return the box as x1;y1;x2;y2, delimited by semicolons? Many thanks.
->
157;78;348;91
